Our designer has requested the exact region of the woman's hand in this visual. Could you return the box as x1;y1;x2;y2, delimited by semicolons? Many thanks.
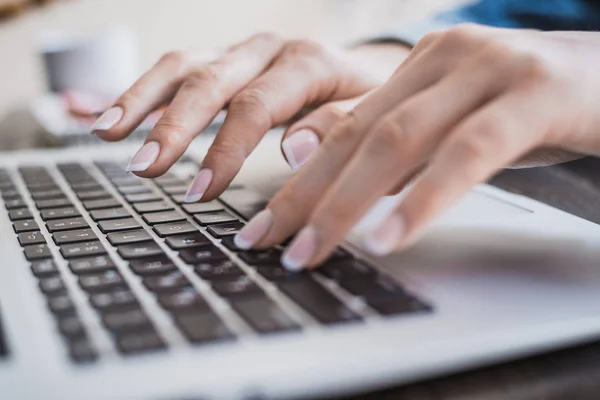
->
234;25;600;270
92;33;409;201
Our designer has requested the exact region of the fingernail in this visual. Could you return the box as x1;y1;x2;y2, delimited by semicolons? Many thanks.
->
184;169;213;203
281;226;317;271
363;214;405;257
126;141;160;172
234;209;273;250
91;106;123;133
281;129;320;171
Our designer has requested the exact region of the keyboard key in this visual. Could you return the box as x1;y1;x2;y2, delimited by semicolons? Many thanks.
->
90;207;131;221
107;229;152;245
31;259;58;277
1;190;20;200
48;294;75;316
40;207;81;220
174;312;234;344
367;294;432;316
83;198;120;210
98;218;141;233
53;228;97;245
211;275;261;298
143;210;186;225
116;330;166;354
165;232;211;249
133;201;173;214
68;338;98;363
4;198;26;209
9;208;32;221
69;255;116;275
182;201;224;214
193;211;237;226
30;190;64;201
36;198;72;209
179;246;227;264
171;194;187;204
46;217;89;232
237;249;282;266
219;236;241;252
318;260;375;282
232;296;300;334
124;192;162;203
254;265;306;282
39;276;66;295
158;290;209;314
117;185;150;195
338;275;405;300
195;260;243;281
18;231;45;246
161;185;188;195
76;190;111;201
206;222;245;238
143;271;192;293
153;221;198;237
60;241;105;259
278;279;361;325
13;219;38;233
24;244;52;261
117;242;163;259
129;256;177;276
103;309;152;333
72;184;103;193
58;316;86;338
79;271;127;293
90;289;138;312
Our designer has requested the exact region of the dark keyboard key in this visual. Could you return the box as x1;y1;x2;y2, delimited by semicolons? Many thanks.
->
4;198;26;209
194;211;238;226
40;207;81;220
24;244;52;261
179;246;227;264
68;338;98;363
31;259;58;277
117;185;150;195
60;241;105;258
158;289;209;314
367;296;432;317
182;201;224;214
83;198;120;210
13;219;38;233
133;201;173;214
153;221;198;237
79;271;127;293
129;256;177;276
143;271;192;293
39;276;66;295
117;242;163;259
1;190;21;200
58;316;86;338
71;182;102;191
46;217;89;232
237;249;282;266
90;207;131;221
338;275;405;300
36;198;72;209
174;312;234;344
153;174;184;187
89;289;138;312
107;229;152;245
195;260;243;281
161;185;188;195
210;275;261;298
69;255;116;275
220;236;241;252
278;279;361;325
254;265;306;282
18;231;45;246
318;260;376;282
30;190;64;201
125;192;162;203
76;190;111;201
143;210;186;225
165;232;211;249
9;208;32;221
98;218;142;233
116;330;166;354
206;222;245;238
48;294;75;316
232;296;300;334
53;228;97;245
103;309;152;333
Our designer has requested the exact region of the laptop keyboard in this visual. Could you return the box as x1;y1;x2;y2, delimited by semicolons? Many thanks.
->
0;159;432;364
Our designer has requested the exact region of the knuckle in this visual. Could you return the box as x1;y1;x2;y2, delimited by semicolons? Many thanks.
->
184;63;222;87
159;50;188;68
368;118;406;156
284;38;327;58
319;104;348;122
229;88;273;131
251;31;281;44
517;54;554;83
416;31;443;48
152;116;187;148
321;111;360;151
442;23;483;45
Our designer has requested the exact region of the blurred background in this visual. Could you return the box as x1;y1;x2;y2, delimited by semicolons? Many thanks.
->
0;0;468;146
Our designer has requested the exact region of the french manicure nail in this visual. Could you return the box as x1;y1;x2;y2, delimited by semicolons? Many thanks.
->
184;169;213;203
363;214;405;257
91;106;123;133
281;226;317;271
281;129;320;171
234;209;273;250
126;141;160;172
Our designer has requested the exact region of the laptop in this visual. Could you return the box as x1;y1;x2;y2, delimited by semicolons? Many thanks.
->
2;130;600;399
